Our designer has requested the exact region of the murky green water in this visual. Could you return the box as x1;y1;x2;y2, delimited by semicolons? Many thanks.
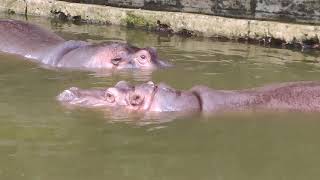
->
1;14;320;180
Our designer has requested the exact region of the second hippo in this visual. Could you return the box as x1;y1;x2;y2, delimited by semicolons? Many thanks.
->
0;19;171;70
58;81;320;114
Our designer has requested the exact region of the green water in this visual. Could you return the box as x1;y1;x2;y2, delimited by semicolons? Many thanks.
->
1;15;320;180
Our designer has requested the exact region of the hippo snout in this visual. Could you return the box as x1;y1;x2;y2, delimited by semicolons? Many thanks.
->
57;87;79;102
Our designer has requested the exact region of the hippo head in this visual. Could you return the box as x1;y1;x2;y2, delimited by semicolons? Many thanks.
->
57;81;133;108
58;81;200;113
123;81;201;112
88;43;172;70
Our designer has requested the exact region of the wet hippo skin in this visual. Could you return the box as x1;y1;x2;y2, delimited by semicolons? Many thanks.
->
58;81;320;114
0;19;171;70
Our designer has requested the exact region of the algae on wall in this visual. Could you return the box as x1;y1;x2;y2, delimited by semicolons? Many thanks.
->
124;12;157;30
60;0;320;24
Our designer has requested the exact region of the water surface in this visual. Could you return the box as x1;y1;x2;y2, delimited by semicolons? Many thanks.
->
1;14;320;180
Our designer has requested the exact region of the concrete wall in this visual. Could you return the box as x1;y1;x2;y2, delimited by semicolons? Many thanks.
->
255;0;320;23
1;0;320;44
61;0;320;24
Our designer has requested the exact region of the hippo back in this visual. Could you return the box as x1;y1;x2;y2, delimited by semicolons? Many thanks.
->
191;86;256;112
0;19;65;60
191;82;320;112
254;81;320;111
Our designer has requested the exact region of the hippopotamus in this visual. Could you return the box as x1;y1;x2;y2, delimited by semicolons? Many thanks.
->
57;81;320;114
0;19;171;70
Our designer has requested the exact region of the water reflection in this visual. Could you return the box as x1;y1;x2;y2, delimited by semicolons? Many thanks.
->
90;69;155;81
40;64;156;81
103;110;198;126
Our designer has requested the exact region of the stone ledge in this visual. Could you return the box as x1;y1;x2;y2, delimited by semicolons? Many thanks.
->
0;0;320;44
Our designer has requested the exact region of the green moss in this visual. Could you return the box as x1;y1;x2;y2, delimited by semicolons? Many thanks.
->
7;9;15;15
124;13;156;30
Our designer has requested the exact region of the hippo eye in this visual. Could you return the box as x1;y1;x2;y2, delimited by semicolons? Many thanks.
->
111;58;122;66
129;94;144;106
105;92;115;103
137;54;149;64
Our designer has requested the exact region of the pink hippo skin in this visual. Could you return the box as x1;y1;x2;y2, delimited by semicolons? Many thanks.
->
58;81;320;114
0;19;171;70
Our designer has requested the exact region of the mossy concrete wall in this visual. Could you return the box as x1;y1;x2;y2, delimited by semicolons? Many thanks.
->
61;0;320;24
1;0;320;43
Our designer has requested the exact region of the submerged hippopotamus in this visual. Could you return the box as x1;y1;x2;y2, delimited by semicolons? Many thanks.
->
58;81;320;114
0;19;170;70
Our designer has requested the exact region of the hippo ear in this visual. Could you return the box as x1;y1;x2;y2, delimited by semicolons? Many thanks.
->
147;81;155;86
69;87;79;91
115;81;134;91
145;47;158;59
115;81;129;87
146;47;157;55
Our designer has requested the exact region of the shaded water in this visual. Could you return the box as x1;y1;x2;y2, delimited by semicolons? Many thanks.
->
1;14;320;180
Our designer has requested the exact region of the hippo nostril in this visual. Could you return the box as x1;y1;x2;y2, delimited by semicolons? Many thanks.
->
129;94;144;106
111;57;122;66
57;90;77;102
